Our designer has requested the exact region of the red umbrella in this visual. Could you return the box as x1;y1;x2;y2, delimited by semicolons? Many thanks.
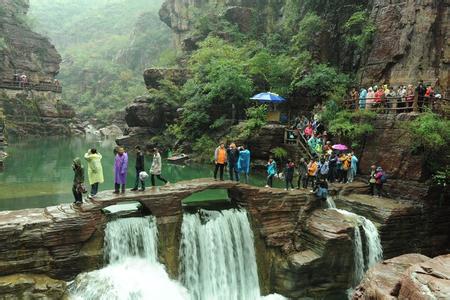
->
332;144;348;151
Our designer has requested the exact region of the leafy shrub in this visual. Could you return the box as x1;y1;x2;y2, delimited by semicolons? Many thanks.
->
238;105;268;139
271;147;288;161
326;109;377;144
343;11;376;51
192;135;217;163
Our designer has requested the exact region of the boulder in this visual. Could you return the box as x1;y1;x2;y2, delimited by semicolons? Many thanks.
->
143;68;188;90
353;254;450;300
352;253;431;299
224;6;254;33
398;254;450;299
0;274;67;299
99;125;123;139
124;95;178;129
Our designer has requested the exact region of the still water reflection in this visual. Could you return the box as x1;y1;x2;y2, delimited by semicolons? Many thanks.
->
0;137;278;211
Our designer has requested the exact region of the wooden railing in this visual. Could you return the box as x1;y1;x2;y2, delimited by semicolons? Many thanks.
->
0;80;62;93
343;95;449;116
284;128;313;159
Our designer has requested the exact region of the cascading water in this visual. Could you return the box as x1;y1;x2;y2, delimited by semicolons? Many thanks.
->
70;216;189;300
335;209;383;286
325;196;336;209
180;209;261;300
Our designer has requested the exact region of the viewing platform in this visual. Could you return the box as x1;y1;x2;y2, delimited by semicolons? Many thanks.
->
0;80;62;93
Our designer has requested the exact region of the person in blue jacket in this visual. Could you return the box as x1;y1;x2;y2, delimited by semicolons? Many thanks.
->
237;145;251;184
265;157;277;188
359;88;368;109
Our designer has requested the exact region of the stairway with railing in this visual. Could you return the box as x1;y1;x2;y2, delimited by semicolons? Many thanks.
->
284;128;314;159
0;80;62;93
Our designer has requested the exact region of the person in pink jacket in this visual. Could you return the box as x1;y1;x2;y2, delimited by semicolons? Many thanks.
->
366;87;375;110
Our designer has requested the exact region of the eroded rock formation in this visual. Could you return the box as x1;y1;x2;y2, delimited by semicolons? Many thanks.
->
1;179;448;299
0;0;61;83
353;253;450;299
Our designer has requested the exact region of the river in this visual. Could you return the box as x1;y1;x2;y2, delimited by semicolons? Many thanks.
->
0;136;280;211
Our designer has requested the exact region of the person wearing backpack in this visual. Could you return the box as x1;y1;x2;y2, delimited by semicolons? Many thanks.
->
374;166;385;197
317;157;329;179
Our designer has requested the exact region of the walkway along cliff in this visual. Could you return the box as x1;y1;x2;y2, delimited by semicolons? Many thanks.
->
0;178;448;298
0;0;78;136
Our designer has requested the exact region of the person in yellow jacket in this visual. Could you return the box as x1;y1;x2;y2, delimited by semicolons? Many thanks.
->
306;158;318;190
84;148;104;198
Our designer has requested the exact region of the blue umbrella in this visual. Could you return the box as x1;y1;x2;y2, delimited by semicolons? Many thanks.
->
250;92;286;103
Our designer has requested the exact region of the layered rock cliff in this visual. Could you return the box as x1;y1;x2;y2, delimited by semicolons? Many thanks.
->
0;0;80;136
159;0;450;93
0;0;61;83
1;179;448;299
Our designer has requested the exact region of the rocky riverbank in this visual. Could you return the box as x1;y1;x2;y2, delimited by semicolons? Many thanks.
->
0;179;448;299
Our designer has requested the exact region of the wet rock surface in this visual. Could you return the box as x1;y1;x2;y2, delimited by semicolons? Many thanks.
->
353;254;450;300
0;179;448;299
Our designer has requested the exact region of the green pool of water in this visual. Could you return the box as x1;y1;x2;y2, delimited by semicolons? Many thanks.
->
0;137;283;211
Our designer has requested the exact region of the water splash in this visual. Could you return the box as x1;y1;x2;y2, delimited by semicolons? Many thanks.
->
180;209;261;300
104;216;158;264
324;196;336;209
70;216;188;300
334;209;383;286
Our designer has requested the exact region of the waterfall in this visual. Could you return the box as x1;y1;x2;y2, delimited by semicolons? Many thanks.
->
70;216;189;300
325;196;336;209
104;216;158;264
352;226;365;286
180;209;261;300
334;209;383;286
361;218;383;268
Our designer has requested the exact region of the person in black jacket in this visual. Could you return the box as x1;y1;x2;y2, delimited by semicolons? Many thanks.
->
227;143;240;181
131;146;145;191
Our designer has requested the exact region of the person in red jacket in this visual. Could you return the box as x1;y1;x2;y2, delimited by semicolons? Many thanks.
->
374;167;385;197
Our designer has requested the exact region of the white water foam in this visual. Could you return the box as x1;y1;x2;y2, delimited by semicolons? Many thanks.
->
70;216;188;300
180;209;261;300
334;209;383;286
325;196;336;209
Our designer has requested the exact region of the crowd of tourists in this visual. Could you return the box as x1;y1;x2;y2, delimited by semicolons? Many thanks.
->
71;146;169;205
349;80;444;112
212;139;387;201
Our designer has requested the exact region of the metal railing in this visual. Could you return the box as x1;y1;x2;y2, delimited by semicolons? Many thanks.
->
343;95;449;116
0;80;62;93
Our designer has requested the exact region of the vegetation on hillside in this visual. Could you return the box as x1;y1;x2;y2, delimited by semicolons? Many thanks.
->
29;0;173;123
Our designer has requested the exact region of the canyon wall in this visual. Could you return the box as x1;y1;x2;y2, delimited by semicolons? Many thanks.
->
0;0;61;83
159;0;450;93
0;0;80;135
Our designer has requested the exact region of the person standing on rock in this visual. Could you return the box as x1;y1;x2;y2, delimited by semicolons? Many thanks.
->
150;148;168;187
374;167;385;197
113;147;128;194
347;152;359;183
368;165;377;196
131;146;145;191
306;158;318;190
284;159;295;190
265;157;277;188
72;157;85;205
227;143;240;181
237;145;251;184
84;148;104;198
213;142;227;181
297;157;308;189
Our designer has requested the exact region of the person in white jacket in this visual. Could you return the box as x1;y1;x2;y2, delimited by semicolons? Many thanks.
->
150;148;169;186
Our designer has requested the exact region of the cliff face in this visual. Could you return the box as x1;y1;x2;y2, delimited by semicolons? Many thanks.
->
0;0;80;136
0;0;61;83
159;0;449;93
